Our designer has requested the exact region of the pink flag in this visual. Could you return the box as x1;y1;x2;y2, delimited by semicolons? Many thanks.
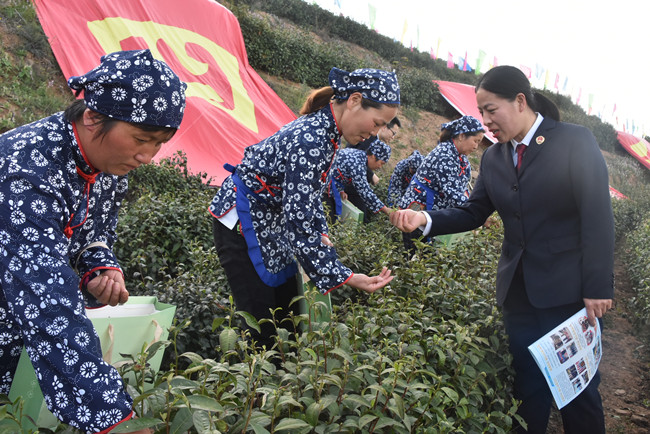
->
447;52;454;69
462;51;468;71
554;73;559;90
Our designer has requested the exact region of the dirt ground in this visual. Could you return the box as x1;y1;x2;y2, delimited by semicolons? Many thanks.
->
547;250;650;433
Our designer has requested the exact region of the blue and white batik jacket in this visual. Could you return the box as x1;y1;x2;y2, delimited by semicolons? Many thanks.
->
398;140;471;211
330;147;385;214
0;112;133;432
209;104;353;294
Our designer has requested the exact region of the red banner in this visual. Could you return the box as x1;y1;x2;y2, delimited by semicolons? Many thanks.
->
33;0;297;185
617;131;650;171
434;80;496;143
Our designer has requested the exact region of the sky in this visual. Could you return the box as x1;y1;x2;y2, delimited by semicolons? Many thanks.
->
303;0;649;137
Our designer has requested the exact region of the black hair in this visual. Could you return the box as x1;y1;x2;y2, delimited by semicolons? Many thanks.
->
388;116;401;129
300;87;395;115
63;99;177;141
476;65;560;121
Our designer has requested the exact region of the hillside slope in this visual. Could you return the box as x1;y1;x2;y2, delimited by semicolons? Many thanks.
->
1;3;649;432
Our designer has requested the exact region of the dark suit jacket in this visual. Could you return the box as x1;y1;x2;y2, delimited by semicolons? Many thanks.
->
425;118;615;308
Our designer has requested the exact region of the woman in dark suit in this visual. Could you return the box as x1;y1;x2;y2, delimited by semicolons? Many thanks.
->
390;65;614;433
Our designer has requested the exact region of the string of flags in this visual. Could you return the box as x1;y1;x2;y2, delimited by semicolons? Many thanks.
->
314;0;646;137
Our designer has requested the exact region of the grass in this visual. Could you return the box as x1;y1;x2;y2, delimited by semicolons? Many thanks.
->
0;1;72;132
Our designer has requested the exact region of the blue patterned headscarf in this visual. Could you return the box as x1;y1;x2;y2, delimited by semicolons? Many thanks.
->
368;139;392;162
329;67;400;104
407;149;423;171
67;49;187;128
440;115;484;137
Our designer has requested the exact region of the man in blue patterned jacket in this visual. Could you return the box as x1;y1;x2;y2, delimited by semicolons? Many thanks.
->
0;49;186;434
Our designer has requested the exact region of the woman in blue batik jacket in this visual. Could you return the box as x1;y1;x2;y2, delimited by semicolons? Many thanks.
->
0;49;186;434
386;149;423;207
324;139;392;223
397;116;484;251
209;67;399;350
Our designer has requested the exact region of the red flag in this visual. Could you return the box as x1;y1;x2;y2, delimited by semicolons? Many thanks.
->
434;80;497;143
617;131;650;170
32;0;296;186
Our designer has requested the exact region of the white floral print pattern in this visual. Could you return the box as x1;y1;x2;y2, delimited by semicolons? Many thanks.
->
0;112;133;432
209;105;352;293
399;140;471;211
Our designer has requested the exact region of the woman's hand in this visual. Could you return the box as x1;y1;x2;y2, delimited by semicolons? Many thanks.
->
390;209;427;232
583;298;613;327
347;267;394;293
86;269;129;306
340;191;348;201
321;234;334;247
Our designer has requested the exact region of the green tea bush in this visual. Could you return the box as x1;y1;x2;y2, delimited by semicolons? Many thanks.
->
144;245;233;366
110;154;525;432
622;218;650;325
108;217;520;433
236;8;360;87
115;153;215;287
609;156;650;241
394;64;440;112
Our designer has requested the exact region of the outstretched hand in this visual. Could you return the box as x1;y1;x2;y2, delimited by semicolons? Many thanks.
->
347;266;394;293
86;269;129;306
390;209;427;233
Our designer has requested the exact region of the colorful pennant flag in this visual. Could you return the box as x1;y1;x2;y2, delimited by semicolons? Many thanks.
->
475;49;486;75
368;4;376;29
447;52;454;69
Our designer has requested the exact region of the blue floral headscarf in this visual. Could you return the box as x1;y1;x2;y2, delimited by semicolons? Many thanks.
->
329;67;400;104
368;139;392;162
440;115;484;137
68;49;187;128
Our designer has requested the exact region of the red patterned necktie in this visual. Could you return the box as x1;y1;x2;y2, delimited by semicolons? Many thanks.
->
516;143;526;171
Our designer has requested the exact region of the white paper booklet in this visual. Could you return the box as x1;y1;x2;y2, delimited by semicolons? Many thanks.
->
527;307;602;409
